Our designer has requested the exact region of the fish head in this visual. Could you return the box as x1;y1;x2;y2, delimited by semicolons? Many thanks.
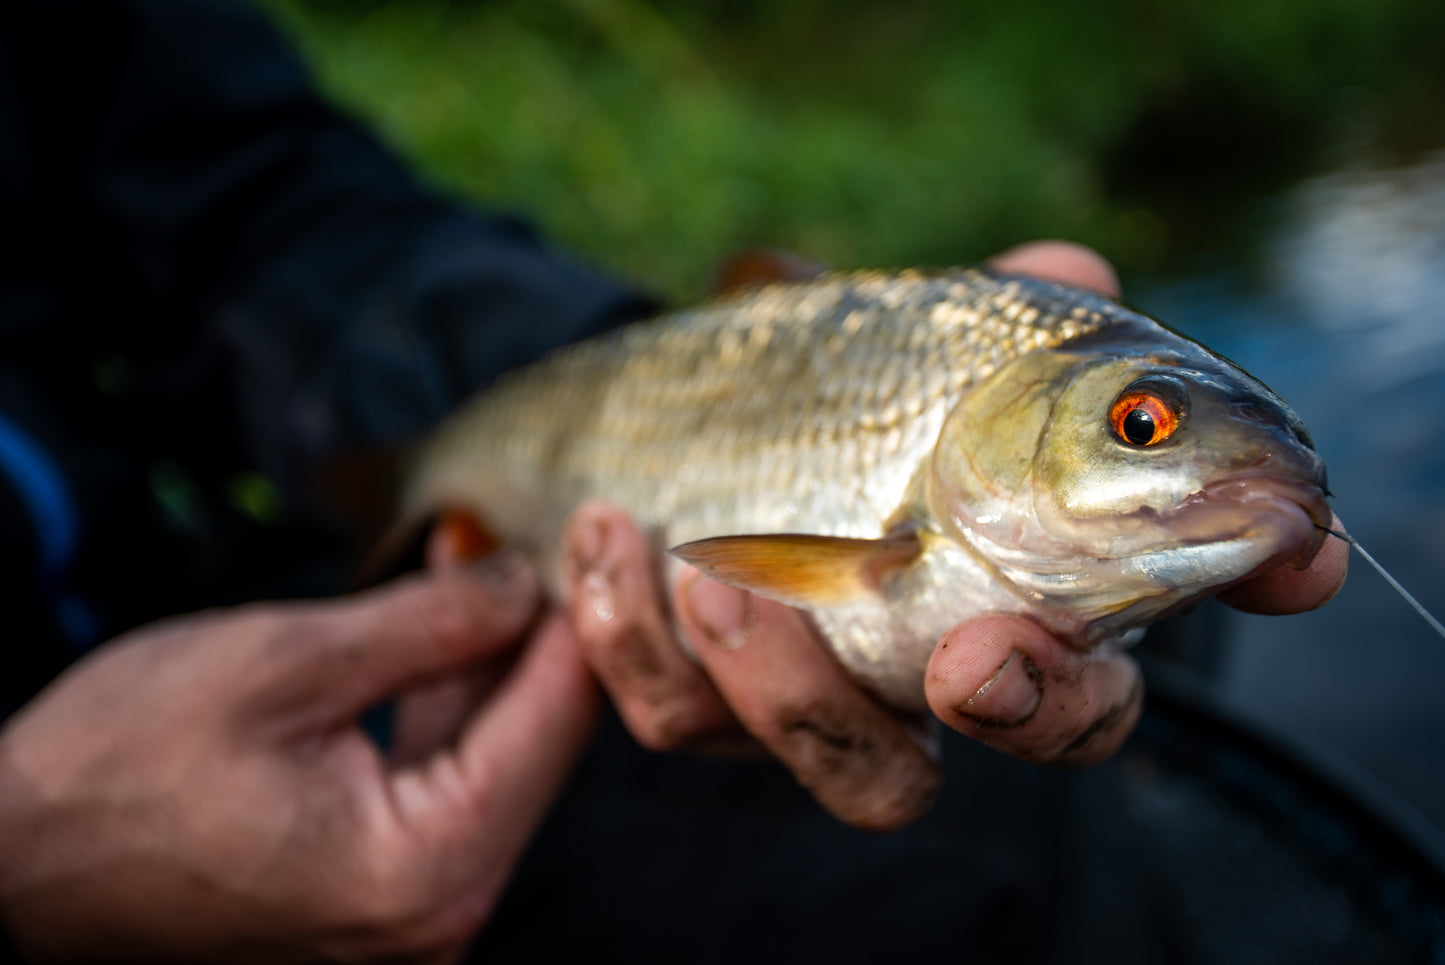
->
929;323;1332;642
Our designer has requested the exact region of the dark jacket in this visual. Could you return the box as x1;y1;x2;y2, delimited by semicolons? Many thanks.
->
0;0;653;708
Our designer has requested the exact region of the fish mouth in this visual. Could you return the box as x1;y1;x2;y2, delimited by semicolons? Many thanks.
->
1174;473;1332;574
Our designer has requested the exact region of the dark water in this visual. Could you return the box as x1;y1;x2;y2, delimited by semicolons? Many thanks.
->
1137;147;1445;838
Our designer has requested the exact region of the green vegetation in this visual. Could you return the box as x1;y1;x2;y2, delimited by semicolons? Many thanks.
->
262;0;1444;298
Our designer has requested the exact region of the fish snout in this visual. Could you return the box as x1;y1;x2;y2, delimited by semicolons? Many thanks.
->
1199;468;1333;571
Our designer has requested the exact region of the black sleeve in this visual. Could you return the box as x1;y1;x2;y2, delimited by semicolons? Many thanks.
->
0;920;23;962
0;0;657;693
0;0;656;485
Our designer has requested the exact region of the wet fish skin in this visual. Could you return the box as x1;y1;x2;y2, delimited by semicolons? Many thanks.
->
402;268;1330;711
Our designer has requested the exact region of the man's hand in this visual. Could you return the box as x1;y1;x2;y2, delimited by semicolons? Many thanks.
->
560;241;1349;831
0;562;597;963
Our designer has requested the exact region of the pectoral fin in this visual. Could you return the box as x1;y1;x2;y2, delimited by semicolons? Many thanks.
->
669;532;921;608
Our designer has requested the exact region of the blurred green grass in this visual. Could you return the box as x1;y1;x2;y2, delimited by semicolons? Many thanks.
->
262;0;1444;299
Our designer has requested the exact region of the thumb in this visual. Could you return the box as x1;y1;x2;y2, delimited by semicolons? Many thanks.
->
257;554;542;727
418;613;599;892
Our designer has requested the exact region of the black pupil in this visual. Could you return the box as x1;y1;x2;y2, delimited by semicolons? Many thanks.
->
1122;407;1156;445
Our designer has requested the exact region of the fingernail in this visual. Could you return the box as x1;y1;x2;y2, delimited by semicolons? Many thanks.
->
682;575;755;650
565;518;617;623
955;649;1043;730
470;549;536;598
582;568;615;622
566;516;608;579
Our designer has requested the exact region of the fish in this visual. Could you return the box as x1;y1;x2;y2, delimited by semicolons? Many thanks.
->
397;267;1332;712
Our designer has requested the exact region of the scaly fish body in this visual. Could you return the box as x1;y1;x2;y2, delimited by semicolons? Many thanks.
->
403;268;1330;711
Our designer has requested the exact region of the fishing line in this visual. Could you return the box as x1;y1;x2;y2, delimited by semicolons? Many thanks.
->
1320;526;1445;641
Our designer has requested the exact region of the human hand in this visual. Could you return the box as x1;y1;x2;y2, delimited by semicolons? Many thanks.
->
0;563;596;963
557;241;1348;832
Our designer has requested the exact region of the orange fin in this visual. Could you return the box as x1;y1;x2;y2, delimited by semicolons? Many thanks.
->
711;249;828;296
357;506;501;587
430;508;501;569
669;532;921;608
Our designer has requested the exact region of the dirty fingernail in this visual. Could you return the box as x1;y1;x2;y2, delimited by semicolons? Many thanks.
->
955;649;1043;729
683;575;755;650
582;568;616;622
563;518;619;622
566;516;608;578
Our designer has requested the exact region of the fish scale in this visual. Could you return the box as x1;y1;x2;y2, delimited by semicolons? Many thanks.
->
408;269;1106;548
401;267;1328;711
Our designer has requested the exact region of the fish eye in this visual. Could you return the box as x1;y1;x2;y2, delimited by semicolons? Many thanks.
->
1109;377;1187;447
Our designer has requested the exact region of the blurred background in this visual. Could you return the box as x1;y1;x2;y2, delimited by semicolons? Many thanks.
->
261;0;1444;297
259;0;1445;838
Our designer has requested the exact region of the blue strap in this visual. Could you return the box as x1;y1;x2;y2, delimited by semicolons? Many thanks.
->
0;410;99;650
0;410;77;576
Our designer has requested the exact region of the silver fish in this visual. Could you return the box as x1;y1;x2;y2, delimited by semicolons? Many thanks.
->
400;268;1331;711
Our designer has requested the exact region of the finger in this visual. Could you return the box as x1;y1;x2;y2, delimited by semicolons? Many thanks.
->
389;517;516;762
927;615;1143;765
255;559;541;727
390;669;503;765
1218;513;1350;614
563;502;739;750
988;240;1121;298
675;571;942;830
405;613;598;911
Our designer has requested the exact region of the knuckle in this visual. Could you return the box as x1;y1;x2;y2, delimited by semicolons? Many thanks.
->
613;673;717;751
593;622;669;686
608;663;739;752
762;683;865;745
563;500;619;549
770;699;880;781
564;504;635;589
586;620;718;716
768;699;943;829
1046;672;1144;765
771;698;863;753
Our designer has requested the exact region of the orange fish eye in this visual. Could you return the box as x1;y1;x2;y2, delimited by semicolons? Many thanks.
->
1109;390;1182;446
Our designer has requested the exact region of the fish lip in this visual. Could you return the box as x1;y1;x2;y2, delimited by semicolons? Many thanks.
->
1185;473;1333;572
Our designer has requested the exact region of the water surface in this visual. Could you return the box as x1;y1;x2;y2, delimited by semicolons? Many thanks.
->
1139;147;1445;834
